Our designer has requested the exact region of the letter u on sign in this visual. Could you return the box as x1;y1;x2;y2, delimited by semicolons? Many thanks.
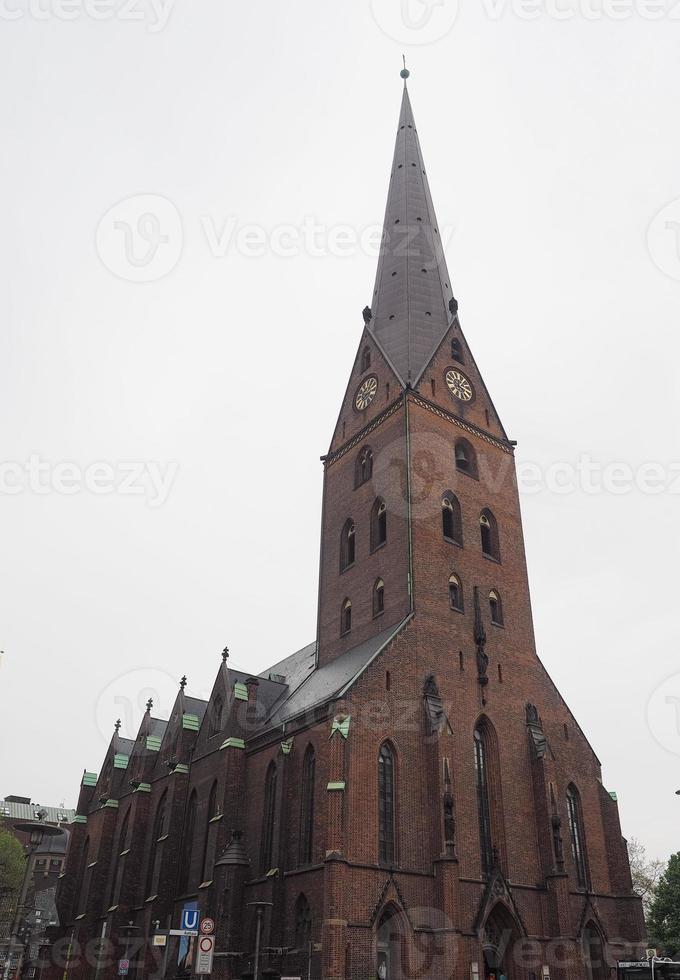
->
181;908;199;931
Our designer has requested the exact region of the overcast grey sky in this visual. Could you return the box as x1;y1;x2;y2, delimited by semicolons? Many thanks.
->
1;0;679;862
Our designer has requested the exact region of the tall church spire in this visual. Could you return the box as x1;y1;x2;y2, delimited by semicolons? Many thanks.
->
367;75;455;386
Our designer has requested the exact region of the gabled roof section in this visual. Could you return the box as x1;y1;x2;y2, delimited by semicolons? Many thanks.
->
368;83;455;386
262;619;409;729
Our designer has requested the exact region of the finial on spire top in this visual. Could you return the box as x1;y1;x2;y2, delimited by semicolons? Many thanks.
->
222;646;229;664
114;719;121;734
146;697;153;713
400;54;410;80
180;675;187;691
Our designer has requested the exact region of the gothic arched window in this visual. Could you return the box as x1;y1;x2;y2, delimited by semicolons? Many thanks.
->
480;509;500;561
567;784;589;888
355;446;374;487
340;520;356;571
378;743;396;866
261;762;278;874
371;498;387;551
110;809;130;908
201;781;219;884
373;578;385;617
77;838;91;915
294;893;312;951
209;695;223;738
361;347;372;372
146;790;167;899
489;590;503;626
449;574;463;612
179;790;197;894
299;746;315;866
474;726;494;876
455;439;477;477
341;598;352;636
442;493;462;544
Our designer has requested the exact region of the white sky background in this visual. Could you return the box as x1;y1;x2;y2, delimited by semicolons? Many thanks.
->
1;0;679;863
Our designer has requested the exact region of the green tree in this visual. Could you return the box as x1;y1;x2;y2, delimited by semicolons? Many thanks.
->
0;818;26;939
627;837;665;917
648;852;680;958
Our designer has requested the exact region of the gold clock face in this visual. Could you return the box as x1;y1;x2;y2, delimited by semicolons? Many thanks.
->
445;368;474;403
355;375;378;411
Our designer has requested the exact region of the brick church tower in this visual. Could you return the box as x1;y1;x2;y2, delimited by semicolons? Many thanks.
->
51;75;645;980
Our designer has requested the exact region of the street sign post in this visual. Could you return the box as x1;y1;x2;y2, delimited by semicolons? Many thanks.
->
195;935;215;975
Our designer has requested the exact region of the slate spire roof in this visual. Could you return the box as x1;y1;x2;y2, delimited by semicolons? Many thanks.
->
368;80;456;385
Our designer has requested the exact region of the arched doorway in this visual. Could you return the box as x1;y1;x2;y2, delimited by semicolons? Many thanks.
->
482;903;524;980
376;905;406;980
583;922;608;980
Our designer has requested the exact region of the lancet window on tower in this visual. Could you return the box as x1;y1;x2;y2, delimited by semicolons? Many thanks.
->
449;574;464;612
373;578;385;617
371;498;387;551
442;494;462;544
355;446;374;488
455;439;477;477
567;784;589;888
489;590;503;626
480;510;500;561
340;520;356;571
341;599;352;636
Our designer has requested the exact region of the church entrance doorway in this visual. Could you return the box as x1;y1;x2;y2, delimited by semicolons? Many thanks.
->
376;906;406;980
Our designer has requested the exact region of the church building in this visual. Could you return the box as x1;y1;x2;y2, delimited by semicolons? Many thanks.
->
50;74;646;980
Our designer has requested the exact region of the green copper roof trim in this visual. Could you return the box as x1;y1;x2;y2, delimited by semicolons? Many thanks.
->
234;682;249;701
82;772;98;787
113;754;129;770
221;737;245;750
134;782;151;793
609;790;618;801
182;713;199;731
327;781;346;791
103;799;119;808
330;716;351;740
73;815;88;824
146;735;162;752
173;763;189;775
281;737;294;755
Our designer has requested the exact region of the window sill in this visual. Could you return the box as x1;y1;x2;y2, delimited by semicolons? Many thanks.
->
372;610;385;620
491;621;504;629
370;541;387;555
443;536;463;548
482;552;501;564
340;562;356;575
455;467;479;481
449;605;464;614
340;631;351;639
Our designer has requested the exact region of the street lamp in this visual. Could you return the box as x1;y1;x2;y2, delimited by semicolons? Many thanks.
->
2;819;62;980
246;903;272;980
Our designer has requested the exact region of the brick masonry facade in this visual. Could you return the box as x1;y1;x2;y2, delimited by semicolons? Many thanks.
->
46;85;646;980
